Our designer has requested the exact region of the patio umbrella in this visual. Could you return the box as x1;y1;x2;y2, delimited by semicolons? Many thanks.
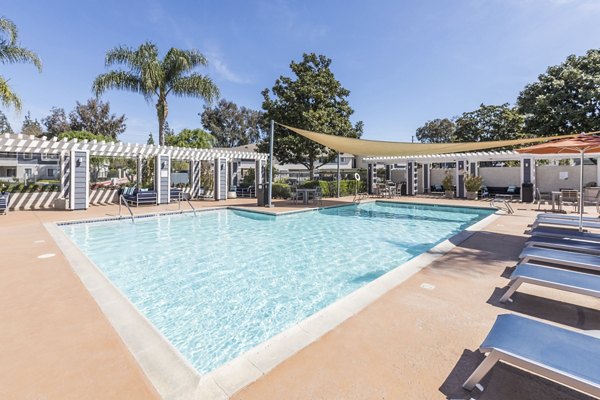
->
516;132;600;231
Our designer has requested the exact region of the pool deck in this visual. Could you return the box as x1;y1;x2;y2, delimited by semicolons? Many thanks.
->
1;196;599;399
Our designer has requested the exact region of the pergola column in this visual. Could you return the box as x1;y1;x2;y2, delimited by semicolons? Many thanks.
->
59;152;70;199
189;160;201;199
385;164;391;181
68;149;89;210
137;155;143;187
520;156;535;202
255;159;264;198
422;163;430;193
154;154;170;204
214;157;227;200
367;163;376;195
455;159;468;198
407;161;417;196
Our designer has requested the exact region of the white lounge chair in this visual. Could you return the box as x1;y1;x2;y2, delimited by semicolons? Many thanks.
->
519;246;600;272
536;213;599;222
525;236;600;255
530;217;600;230
500;263;600;303
530;226;600;242
463;314;600;397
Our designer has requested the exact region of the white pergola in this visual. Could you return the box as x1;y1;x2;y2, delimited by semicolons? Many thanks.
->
0;133;268;210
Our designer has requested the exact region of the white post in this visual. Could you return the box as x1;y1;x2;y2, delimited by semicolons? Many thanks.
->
268;119;274;208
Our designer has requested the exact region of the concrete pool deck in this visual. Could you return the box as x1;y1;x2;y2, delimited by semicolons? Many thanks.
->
1;196;599;399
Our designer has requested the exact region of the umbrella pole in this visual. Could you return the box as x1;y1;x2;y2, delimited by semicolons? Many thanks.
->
579;151;584;232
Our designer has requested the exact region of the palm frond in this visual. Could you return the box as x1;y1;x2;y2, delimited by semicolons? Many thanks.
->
0;75;22;111
0;17;18;45
169;73;219;102
105;42;158;72
163;48;208;78
0;45;42;71
92;71;152;101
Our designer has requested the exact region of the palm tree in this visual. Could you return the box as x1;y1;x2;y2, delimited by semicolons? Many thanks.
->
0;17;42;111
93;42;219;145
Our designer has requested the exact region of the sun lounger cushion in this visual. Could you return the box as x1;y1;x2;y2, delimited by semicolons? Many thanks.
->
465;314;600;396
526;236;600;255
529;227;600;242
519;246;600;272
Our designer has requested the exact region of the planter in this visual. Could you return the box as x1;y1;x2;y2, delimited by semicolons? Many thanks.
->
466;191;478;200
444;190;454;199
227;191;237;199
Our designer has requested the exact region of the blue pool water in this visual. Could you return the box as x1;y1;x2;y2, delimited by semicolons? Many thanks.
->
61;201;493;373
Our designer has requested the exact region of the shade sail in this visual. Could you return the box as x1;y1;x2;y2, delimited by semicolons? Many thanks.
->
278;123;578;157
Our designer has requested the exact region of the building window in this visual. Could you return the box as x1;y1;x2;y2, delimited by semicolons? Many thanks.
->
47;168;55;178
24;168;32;177
41;153;59;161
22;153;33;160
6;168;16;177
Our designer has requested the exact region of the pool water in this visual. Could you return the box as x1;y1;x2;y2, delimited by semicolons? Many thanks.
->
61;201;493;374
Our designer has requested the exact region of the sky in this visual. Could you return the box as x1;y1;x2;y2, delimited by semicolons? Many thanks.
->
2;0;600;144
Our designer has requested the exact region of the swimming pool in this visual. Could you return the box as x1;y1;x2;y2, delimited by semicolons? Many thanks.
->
60;201;494;374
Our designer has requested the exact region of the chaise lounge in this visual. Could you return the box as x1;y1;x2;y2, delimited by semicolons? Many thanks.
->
463;314;600;398
0;192;9;214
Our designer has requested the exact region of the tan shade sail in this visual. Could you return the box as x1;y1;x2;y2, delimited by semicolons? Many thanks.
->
278;123;579;157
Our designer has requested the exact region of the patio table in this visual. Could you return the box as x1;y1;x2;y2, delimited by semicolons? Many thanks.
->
296;188;318;205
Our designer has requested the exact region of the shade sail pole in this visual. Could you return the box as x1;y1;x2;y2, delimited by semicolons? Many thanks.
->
579;151;584;232
268;119;274;208
337;152;341;198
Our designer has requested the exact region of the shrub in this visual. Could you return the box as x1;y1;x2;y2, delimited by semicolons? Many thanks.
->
442;172;453;190
464;175;484;192
272;182;291;198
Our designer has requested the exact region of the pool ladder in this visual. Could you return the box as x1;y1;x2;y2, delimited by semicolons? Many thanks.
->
176;193;197;217
490;198;514;214
119;194;135;223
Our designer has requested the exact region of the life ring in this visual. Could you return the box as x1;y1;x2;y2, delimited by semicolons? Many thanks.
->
354;172;361;181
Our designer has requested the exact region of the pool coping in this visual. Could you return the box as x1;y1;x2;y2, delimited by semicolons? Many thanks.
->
45;203;500;400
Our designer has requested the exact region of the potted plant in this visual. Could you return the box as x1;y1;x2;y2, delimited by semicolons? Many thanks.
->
442;171;454;199
464;174;484;200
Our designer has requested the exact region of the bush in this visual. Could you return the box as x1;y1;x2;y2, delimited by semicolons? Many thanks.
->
299;180;366;197
442;172;453;189
464;175;484;192
272;182;291;198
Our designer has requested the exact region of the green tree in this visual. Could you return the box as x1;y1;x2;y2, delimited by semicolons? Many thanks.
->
517;49;600;135
164;128;214;148
201;99;263;147
415;118;455;143
0;109;13;133
20;111;43;136
454;103;525;142
42;107;70;138
92;42;219;145
69;98;126;139
260;53;363;179
57;130;116;142
0;17;42;111
147;133;155;145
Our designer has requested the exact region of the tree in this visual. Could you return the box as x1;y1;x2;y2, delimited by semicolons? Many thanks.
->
57;130;116;142
164;128;214;149
0;109;13;133
260;53;363;179
454;103;525;142
0;17;42;111
201;99;264;147
69;98;125;139
517;49;600;135
93;42;219;145
415;118;455;143
20;111;43;136
42;107;70;138
147;133;155;145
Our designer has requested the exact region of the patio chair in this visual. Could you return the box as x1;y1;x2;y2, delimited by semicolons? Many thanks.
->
583;189;600;213
0;192;9;214
463;314;600;398
561;189;579;212
312;186;323;206
506;185;517;199
289;187;303;204
500;263;600;303
525;236;600;255
519;246;600;273
530;226;600;243
534;188;551;210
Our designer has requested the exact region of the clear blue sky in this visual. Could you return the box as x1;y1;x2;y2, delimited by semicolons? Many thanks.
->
3;0;600;143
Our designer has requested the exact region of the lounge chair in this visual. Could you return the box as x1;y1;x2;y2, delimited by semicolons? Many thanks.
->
0;192;9;214
536;213;599;222
525;236;600;255
500;263;600;303
530;226;600;242
519;246;600;273
463;314;600;397
123;188;158;207
530;217;600;230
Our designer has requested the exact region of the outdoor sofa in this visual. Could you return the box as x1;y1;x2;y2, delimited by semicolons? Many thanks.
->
121;187;158;207
0;192;9;214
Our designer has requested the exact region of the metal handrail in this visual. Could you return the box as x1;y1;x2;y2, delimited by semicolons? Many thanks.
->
119;194;135;223
490;198;514;214
185;197;197;217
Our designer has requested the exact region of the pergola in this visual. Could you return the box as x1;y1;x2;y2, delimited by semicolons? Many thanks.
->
0;133;268;210
364;150;600;199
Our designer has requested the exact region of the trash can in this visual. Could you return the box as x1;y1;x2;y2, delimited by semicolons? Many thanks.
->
400;181;407;196
521;182;534;203
256;183;271;207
